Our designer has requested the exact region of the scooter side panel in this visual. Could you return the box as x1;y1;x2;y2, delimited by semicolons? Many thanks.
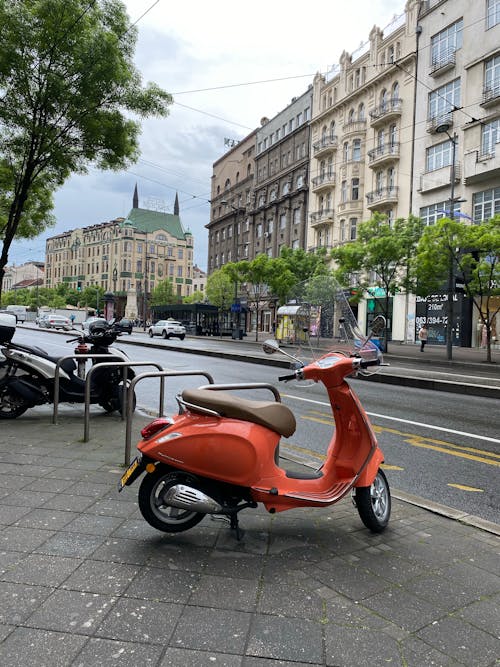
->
138;414;281;487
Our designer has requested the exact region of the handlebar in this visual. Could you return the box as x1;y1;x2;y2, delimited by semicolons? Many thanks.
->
278;372;298;382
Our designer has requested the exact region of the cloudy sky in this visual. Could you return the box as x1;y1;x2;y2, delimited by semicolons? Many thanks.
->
9;0;404;271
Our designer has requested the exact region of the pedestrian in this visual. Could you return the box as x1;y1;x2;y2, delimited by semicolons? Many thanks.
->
418;324;428;352
70;313;75;326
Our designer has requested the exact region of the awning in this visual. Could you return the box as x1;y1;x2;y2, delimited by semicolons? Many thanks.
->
277;305;303;316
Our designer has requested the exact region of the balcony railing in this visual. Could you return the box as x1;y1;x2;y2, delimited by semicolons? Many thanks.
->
464;148;500;185
309;209;335;226
429;49;456;77
367;142;400;166
342;120;367;136
481;83;500;108
426;111;454;134
313;136;338;156
419;164;461;193
369;98;402;125
366;186;399;207
312;172;336;191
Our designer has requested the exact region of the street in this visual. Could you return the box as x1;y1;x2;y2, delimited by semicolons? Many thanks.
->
10;328;500;525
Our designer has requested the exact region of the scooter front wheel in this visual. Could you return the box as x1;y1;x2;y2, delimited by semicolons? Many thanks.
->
355;469;391;532
138;468;205;533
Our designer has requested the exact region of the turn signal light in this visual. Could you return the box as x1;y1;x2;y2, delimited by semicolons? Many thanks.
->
140;418;173;439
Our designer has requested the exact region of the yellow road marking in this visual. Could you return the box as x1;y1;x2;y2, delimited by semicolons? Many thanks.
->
381;464;404;470
448;483;484;492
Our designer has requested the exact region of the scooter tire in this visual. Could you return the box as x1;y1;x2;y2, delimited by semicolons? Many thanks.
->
138;468;206;533
0;381;30;419
355;469;391;533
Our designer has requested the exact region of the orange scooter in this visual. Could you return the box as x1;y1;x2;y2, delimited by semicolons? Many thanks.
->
119;315;391;539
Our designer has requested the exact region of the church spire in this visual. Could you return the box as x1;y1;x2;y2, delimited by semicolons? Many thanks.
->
133;183;138;209
174;192;179;216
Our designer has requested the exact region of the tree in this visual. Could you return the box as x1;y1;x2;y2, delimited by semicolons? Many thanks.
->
417;216;500;362
150;279;176;306
206;269;233;312
0;0;172;297
235;255;275;341
331;213;422;351
183;290;205;304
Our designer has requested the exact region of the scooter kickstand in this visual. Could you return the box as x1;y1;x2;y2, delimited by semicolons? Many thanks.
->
230;513;245;541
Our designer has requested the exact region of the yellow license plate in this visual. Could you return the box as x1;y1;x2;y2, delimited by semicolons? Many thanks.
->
119;457;140;489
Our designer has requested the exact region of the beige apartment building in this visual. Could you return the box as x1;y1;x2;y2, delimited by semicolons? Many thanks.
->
45;188;194;319
412;0;500;345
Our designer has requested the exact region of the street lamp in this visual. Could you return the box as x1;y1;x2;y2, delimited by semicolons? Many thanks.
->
435;121;458;361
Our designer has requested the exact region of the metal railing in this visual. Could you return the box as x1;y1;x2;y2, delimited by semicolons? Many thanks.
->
124;370;215;466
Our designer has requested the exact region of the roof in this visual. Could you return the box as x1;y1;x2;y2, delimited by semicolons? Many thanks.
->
123;207;188;241
277;305;308;316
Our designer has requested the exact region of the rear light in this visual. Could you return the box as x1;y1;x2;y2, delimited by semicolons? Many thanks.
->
141;418;173;439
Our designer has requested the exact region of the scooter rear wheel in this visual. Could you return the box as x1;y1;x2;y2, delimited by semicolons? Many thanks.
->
355;469;391;532
138;468;205;533
0;381;30;419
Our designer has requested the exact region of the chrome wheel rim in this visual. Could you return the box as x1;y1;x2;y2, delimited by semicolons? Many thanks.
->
371;473;389;521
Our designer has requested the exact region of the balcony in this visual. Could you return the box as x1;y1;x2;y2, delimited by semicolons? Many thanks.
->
312;172;336;192
480;83;500;108
366;186;399;209
309;209;334;227
337;199;364;214
313;136;338;157
418;164;461;193
342;120;367;136
369;98;402;127
429;49;456;77
426;111;454;134
464;149;500;185
367;142;400;167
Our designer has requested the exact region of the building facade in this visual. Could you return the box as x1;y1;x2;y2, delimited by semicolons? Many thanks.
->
2;261;44;292
412;0;500;345
45;190;193;319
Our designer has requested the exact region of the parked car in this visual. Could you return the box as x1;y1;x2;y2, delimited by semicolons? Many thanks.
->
82;317;107;332
114;318;133;335
148;319;186;340
43;315;72;330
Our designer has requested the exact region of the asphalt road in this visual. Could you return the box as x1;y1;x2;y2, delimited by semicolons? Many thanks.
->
10;328;500;525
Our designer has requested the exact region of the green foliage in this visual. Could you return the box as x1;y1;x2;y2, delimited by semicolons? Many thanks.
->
183;290;205;304
206;270;233;311
0;0;172;293
150;279;176;306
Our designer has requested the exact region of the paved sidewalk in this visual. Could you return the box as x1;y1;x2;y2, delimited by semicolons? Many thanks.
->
0;407;498;666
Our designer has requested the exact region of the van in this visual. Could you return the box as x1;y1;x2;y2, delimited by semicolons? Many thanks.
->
6;305;27;323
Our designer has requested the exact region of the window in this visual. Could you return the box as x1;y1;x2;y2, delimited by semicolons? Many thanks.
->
293;208;301;225
304;107;310;121
292;239;300;250
387;167;395;189
343;142;349;162
473;187;500;221
349;218;358;240
426;140;453;171
352;139;361;161
341;180;347;202
487;0;500;28
419;200;456;225
428;78;461;120
392;81;399;101
339;219;346;242
348;108;355;123
485;55;500;96
351;178;359;200
256;223;262;238
358;103;365;121
280;213;287;230
330;120;336;137
380;89;388;110
376;171;384;193
388;45;395;64
481;118;500;155
389;124;397;146
282;181;290;195
431;19;463;66
297;174;304;188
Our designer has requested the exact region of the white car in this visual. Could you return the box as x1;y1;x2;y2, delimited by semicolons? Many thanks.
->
81;317;107;332
148;319;186;340
43;315;72;330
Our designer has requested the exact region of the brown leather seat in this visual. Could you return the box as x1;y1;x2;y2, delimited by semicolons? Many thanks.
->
182;388;296;438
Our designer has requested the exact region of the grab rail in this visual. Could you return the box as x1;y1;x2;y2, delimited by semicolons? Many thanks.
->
83;361;164;442
124;370;214;466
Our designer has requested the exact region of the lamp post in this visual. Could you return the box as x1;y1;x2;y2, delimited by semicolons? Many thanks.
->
435;122;458;361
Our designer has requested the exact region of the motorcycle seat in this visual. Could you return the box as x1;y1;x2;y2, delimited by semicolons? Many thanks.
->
182;388;296;438
11;343;76;374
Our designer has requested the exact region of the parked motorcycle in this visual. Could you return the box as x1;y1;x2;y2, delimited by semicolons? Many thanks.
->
0;314;135;419
119;293;391;539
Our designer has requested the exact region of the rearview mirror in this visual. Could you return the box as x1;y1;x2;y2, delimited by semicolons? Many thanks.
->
370;315;386;336
262;339;279;355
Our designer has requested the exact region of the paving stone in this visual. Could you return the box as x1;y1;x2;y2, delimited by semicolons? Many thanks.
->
125;565;200;603
457;595;500;637
61;512;125;536
324;624;401;666
416;615;500;666
246;614;323;664
33;531;103;558
257;580;324;619
160;647;243;666
0;581;53;624
40;492;96;512
0;525;54;552
14;507;79;530
62;559;139;595
95;597;182;644
25;588;116;635
171;606;251;654
0;504;32;524
0;626;87;666
0;553;82;586
91;537;153;565
72;637;163;666
362;586;445;631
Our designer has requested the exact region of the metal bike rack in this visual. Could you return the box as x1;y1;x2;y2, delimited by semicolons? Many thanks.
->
124;370;214;466
83;361;165;442
53;354;126;424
